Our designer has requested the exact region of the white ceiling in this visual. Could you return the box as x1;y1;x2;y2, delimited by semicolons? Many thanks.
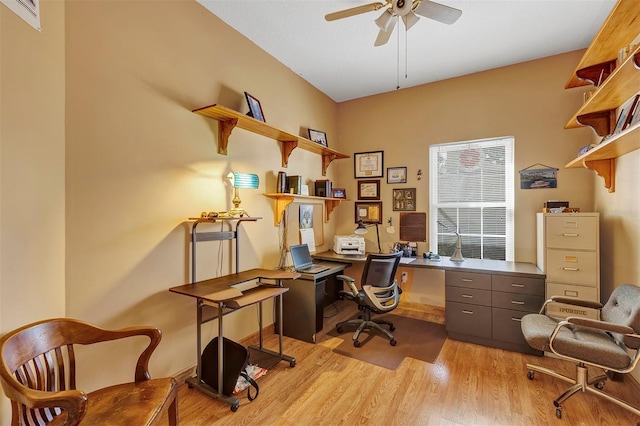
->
197;0;616;102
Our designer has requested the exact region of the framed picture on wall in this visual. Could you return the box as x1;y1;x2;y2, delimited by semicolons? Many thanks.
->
354;151;384;178
392;188;416;211
357;180;380;200
387;167;407;184
355;202;383;224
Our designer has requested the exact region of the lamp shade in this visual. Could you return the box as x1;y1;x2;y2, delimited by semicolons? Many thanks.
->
231;172;259;189
354;220;369;234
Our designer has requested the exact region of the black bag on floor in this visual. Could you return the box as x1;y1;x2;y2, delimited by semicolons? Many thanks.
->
201;337;259;400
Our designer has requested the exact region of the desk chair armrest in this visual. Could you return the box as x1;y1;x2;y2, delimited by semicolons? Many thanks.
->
565;316;635;335
538;296;603;314
337;275;359;297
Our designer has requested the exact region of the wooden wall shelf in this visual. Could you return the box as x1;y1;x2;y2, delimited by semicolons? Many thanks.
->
565;0;640;89
263;193;348;226
563;0;640;192
192;104;349;176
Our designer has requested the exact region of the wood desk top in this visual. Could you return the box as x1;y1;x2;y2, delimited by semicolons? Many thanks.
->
169;268;300;305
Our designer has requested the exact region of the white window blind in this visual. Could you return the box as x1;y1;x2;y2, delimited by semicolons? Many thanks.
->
429;137;514;261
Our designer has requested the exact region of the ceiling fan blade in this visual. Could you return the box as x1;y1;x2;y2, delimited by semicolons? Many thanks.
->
414;0;462;25
374;17;397;46
325;2;386;21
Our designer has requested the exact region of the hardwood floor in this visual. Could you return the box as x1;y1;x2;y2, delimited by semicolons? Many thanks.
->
174;300;640;425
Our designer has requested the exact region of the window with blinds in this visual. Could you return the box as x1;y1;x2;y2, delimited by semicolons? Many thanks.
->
429;137;514;261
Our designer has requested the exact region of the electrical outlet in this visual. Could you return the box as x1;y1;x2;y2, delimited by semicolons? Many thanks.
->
401;272;408;283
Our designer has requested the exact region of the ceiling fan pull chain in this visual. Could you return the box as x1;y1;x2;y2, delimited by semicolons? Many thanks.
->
405;25;408;80
396;25;400;90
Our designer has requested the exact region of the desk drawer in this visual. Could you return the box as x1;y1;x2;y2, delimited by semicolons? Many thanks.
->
492;307;530;345
446;286;491;306
445;271;491;290
492;291;544;312
546;250;598;286
545;216;598;250
492;275;544;296
445;301;491;339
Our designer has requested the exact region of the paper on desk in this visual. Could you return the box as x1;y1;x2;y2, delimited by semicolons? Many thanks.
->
399;257;415;264
300;228;316;252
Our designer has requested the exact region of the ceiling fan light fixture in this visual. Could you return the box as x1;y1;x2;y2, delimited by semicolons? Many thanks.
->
375;9;395;32
403;11;420;30
392;0;413;16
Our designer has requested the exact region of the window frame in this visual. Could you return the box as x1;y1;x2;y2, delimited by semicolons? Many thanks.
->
429;136;515;261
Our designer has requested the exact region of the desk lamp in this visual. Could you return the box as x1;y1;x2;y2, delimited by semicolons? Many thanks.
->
354;219;381;254
437;220;464;262
227;172;259;217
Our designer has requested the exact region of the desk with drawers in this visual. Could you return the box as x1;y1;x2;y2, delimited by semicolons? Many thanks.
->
313;251;545;355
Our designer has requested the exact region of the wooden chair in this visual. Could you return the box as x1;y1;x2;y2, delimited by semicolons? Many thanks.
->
0;318;178;425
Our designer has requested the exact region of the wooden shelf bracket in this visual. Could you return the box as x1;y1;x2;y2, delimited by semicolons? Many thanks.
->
281;140;298;168
217;118;238;155
584;158;615;192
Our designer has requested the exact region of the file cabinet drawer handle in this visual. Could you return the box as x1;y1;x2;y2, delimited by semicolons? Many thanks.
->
462;294;473;298
561;267;579;271
511;283;524;288
511;300;525;305
461;278;473;282
462;310;474;314
559;233;579;237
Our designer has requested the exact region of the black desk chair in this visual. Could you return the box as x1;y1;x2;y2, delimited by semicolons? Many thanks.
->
521;284;640;420
335;252;402;347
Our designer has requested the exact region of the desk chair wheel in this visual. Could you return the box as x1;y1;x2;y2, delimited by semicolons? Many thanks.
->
231;401;239;412
389;324;396;332
390;339;397;346
354;340;361;348
595;381;605;390
527;370;535;380
555;407;562;419
290;360;296;367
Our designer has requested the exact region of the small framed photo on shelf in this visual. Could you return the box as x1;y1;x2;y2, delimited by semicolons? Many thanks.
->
244;92;265;122
392;188;416;211
354;151;384;178
387;167;407;184
331;188;346;199
308;129;328;147
357;180;380;200
355;202;382;224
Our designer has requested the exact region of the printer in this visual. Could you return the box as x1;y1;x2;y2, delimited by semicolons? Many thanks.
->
333;235;365;255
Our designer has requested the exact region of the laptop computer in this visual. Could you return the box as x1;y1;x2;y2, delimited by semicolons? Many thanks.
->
290;244;330;274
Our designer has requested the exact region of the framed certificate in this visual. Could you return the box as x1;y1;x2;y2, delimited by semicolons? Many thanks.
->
354;151;384;178
357;180;380;200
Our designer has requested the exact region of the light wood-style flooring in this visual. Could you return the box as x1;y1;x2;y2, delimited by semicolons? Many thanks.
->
174;300;640;425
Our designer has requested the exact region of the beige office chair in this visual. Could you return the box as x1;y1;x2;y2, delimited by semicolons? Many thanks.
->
336;252;402;347
521;284;640;420
0;318;178;426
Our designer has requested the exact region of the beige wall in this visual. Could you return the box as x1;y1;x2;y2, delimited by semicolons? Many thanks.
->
63;0;339;390
1;0;639;419
0;1;66;422
334;51;595;262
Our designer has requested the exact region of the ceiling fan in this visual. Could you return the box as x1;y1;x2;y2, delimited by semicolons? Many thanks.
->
325;0;462;46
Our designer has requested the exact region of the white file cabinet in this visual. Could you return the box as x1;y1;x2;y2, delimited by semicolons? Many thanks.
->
536;212;600;319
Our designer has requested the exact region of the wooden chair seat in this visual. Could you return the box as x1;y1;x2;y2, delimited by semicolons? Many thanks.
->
0;318;178;426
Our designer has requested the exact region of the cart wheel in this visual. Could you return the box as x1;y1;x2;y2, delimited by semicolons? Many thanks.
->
231;402;239;412
527;370;535;380
555;407;562;419
354;340;361;348
290;359;296;368
390;339;397;346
